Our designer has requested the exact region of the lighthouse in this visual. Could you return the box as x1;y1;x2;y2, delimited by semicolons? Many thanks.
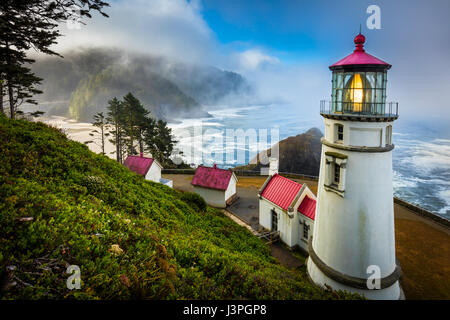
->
307;33;402;299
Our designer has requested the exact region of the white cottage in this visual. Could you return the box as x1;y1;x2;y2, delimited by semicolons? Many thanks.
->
123;153;173;187
191;164;238;208
258;173;316;252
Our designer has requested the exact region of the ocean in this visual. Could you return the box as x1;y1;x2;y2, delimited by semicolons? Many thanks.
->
169;103;450;219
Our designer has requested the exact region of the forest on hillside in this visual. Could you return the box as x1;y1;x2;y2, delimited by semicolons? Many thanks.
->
31;48;253;122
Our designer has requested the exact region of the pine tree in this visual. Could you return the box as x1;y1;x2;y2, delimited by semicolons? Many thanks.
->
106;97;125;163
84;112;109;155
122;93;148;156
0;0;109;118
0;43;42;118
145;119;176;165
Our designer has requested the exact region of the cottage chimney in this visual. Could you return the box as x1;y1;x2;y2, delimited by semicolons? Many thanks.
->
140;152;143;158
213;163;217;169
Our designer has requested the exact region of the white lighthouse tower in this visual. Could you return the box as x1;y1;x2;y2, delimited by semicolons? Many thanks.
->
307;33;402;299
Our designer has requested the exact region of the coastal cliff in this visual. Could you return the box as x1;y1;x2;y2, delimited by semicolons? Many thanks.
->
237;127;323;176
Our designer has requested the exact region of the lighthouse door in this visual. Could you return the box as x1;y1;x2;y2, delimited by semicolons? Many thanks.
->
271;209;278;231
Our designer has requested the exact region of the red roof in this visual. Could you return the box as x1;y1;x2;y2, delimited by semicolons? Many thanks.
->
191;165;233;191
260;174;302;210
298;196;316;221
124;155;154;176
330;33;390;69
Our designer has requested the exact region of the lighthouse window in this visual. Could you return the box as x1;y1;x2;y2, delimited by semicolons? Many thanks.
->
324;152;347;197
336;124;344;142
386;125;392;145
334;164;341;185
331;71;388;115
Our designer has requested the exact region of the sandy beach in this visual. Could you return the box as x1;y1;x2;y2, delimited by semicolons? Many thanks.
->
35;115;118;158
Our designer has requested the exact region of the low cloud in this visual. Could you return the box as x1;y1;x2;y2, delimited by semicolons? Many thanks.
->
35;0;450;124
237;49;280;70
53;0;218;65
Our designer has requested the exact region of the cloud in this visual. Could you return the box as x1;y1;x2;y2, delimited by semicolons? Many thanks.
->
237;49;280;70
53;0;218;64
39;0;450;124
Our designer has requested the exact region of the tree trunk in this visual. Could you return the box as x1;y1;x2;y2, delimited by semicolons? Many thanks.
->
5;42;15;119
117;127;121;163
116;125;122;163
139;134;144;155
0;81;4;115
7;80;14;119
101;123;105;155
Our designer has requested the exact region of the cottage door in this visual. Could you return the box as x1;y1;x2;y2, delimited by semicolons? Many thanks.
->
271;209;278;231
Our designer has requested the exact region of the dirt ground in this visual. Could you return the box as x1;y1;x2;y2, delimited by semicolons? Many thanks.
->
236;176;318;195
164;174;450;299
393;205;450;299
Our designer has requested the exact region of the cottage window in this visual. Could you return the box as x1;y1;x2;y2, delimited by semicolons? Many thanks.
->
271;209;278;232
303;223;309;239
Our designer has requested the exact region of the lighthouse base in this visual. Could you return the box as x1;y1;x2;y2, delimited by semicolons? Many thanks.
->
307;258;402;300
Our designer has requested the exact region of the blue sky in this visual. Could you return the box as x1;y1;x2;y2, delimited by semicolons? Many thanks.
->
201;0;371;60
55;0;450;122
199;0;450;63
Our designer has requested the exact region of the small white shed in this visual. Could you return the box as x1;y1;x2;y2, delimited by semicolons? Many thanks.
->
123;154;172;187
191;164;238;208
258;174;316;252
260;157;279;176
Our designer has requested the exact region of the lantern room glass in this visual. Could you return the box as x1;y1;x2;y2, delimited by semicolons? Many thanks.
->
331;71;387;115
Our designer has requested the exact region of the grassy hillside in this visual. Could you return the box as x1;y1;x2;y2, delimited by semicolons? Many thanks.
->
0;116;357;299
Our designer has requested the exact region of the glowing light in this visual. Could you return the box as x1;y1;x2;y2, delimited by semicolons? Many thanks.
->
351;73;364;111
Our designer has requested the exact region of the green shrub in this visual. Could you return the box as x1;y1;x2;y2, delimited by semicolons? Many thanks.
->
81;175;106;195
180;192;207;212
0;116;360;300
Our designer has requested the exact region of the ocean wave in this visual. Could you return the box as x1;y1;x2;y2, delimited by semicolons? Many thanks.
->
437;189;450;215
433;138;450;144
392;132;410;136
397;140;450;175
207;105;263;119
393;171;418;189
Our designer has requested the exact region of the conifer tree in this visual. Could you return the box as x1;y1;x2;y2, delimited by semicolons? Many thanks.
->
0;0;109;117
84;112;109;155
145;119;175;165
106;97;125;163
122;92;148;156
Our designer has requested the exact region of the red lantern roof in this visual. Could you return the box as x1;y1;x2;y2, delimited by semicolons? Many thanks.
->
330;33;391;69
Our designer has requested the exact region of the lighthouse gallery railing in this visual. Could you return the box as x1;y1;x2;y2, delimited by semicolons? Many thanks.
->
320;100;399;117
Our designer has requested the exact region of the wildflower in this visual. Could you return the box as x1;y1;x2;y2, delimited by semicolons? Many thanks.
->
109;244;124;255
